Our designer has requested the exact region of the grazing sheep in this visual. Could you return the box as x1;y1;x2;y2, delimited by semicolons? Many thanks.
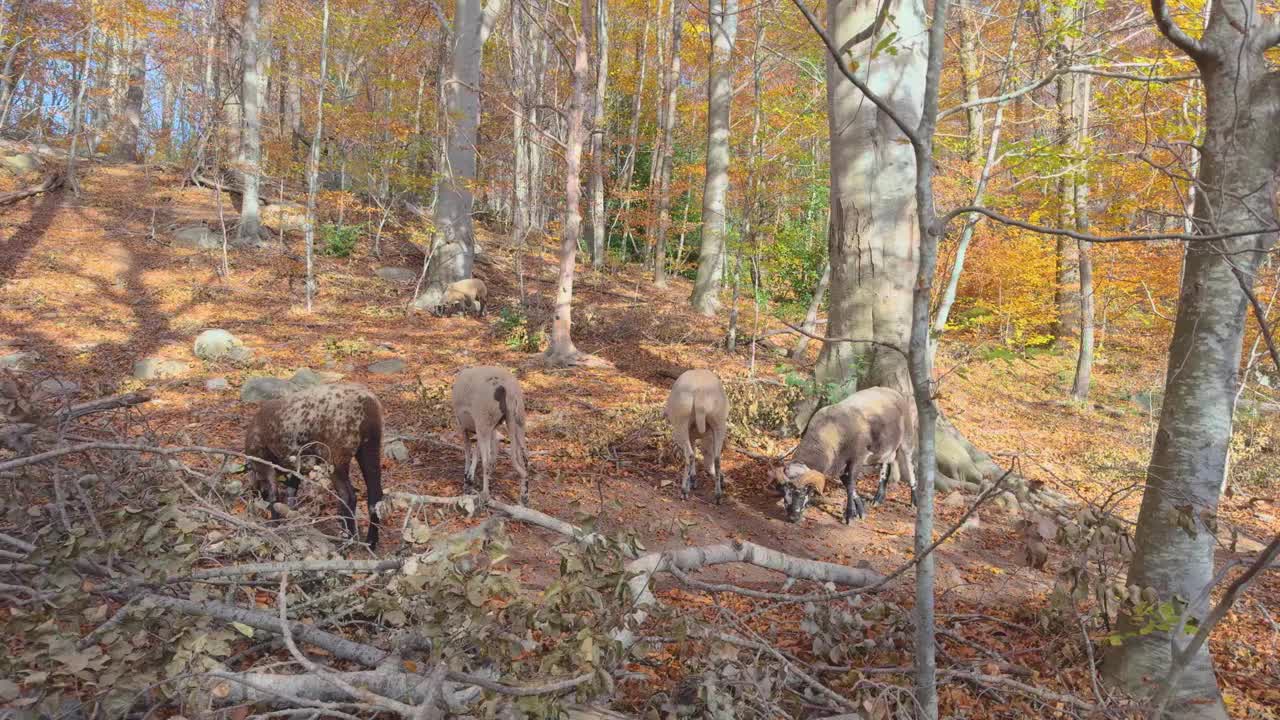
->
451;366;529;502
664;369;730;503
441;278;488;317
244;383;385;548
773;386;916;524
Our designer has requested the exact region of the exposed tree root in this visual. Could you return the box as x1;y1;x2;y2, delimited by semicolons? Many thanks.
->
0;167;64;206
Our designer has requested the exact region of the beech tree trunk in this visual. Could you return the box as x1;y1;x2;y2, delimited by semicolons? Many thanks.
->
1052;1;1080;340
956;0;982;164
651;0;686;286
114;39;145;162
1102;4;1280;717
815;0;928;393
236;0;263;246
544;3;591;366
690;0;739;315
303;0;330;312
413;0;505;310
588;0;609;268
1070;72;1094;400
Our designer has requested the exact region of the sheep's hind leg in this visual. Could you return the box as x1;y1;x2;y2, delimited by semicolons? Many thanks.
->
701;431;724;505
871;463;891;506
842;464;865;524
333;459;359;541
673;423;695;499
461;429;477;490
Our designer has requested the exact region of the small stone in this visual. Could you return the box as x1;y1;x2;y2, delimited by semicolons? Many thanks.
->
367;358;406;374
0;351;38;371
1258;512;1276;524
240;377;297;402
194;329;252;362
205;377;230;391
383;438;410;462
943;491;967;508
32;379;79;400
133;357;191;380
375;267;418;284
290;368;325;387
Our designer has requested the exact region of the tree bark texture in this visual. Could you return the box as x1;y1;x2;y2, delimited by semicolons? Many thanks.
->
1070;71;1094;400
588;0;609;268
303;0;330;312
413;0;505;310
236;0;263;246
544;5;591;366
1102;4;1280;717
1052;0;1080;340
815;0;928;393
690;0;739;314
651;0;686;286
791;260;830;359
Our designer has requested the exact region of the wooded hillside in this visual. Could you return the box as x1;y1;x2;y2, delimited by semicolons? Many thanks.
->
0;0;1277;718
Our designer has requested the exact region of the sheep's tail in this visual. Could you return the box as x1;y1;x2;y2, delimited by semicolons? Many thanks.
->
693;395;708;435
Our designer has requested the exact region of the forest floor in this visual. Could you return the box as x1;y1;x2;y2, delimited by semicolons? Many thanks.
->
2;158;1278;717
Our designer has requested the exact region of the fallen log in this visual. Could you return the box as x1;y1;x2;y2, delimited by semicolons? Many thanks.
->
0;167;64;206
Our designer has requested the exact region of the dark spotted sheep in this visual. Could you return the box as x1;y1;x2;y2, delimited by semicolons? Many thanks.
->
244;383;385;548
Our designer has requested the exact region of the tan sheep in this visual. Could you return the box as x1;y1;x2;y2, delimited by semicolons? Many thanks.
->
440;278;488;317
451;366;529;502
244;383;385;548
664;369;730;503
773;386;916;524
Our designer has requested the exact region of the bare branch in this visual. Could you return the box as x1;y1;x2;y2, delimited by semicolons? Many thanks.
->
836;0;891;55
1150;0;1207;59
938;205;1279;245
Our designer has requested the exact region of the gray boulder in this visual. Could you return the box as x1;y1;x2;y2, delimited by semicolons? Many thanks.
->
205;377;230;391
133;358;191;380
367;358;406;374
0;351;39;371
240;377;297;403
375;267;418;284
194;329;252;363
290;368;325;387
172;224;222;250
383;438;410;462
261;202;308;234
32;379;79;400
1;153;39;175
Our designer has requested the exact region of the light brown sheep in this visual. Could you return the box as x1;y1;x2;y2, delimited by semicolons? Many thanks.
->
451;366;529;502
773;386;916;524
664;369;730;503
244;383;385;548
441;278;488;317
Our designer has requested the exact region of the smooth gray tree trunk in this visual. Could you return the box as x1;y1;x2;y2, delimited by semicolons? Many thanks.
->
651;0;686;286
690;0;739;314
588;0;609;268
1052;0;1080;340
303;0;330;312
1102;3;1280;717
815;0;928;393
113;39;145;162
1070;72;1094;400
413;0;505;310
236;0;263;246
545;0;591;366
